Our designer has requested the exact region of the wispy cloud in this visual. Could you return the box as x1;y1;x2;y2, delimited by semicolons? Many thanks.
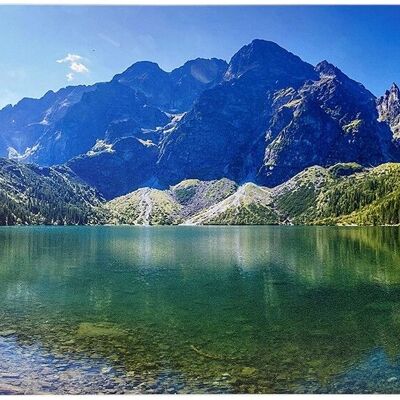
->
57;53;89;82
98;33;121;48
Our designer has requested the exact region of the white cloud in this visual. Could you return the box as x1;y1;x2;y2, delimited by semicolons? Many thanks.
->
57;53;83;64
70;62;89;73
57;53;89;82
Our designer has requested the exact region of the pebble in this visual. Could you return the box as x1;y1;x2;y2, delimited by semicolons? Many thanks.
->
0;330;16;337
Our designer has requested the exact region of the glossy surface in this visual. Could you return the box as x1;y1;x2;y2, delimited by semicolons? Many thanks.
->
1;226;400;393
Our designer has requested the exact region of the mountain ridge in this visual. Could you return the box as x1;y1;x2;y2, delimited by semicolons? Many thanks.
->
3;156;400;226
0;39;399;213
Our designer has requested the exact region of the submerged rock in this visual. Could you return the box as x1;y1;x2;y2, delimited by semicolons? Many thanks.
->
0;330;16;337
76;323;124;338
240;367;257;377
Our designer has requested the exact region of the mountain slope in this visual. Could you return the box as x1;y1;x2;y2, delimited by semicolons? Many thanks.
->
106;163;400;226
0;39;399;202
184;183;279;225
192;163;400;226
106;178;237;225
170;178;238;218
378;83;400;139
113;58;228;112
3;158;400;226
21;82;169;166
0;85;94;158
256;61;396;185
157;39;318;186
107;187;181;225
0;158;106;225
67;136;160;200
313;163;400;225
65;113;188;199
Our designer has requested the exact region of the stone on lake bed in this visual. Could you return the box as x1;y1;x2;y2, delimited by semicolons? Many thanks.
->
0;330;16;337
240;367;257;377
0;383;25;395
76;322;124;338
309;329;332;338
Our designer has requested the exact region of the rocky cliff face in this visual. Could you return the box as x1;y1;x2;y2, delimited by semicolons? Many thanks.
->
257;61;396;186
157;41;397;189
378;83;400;139
23;82;169;166
67;136;160;200
157;40;318;186
0;58;226;167
113;58;228;112
0;85;94;159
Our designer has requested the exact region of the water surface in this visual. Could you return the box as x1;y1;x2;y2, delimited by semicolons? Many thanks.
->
1;226;400;393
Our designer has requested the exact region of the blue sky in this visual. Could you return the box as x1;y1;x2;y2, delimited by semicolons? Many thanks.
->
0;5;399;108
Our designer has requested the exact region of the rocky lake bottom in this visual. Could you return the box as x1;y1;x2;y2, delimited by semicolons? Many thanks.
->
2;226;400;394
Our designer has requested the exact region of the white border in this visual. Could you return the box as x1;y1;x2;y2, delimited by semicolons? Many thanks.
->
2;2;399;399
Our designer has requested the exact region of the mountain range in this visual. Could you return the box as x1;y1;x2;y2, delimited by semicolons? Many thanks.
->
1;39;400;225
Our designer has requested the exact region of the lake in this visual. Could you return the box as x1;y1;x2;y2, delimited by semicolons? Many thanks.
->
1;226;400;394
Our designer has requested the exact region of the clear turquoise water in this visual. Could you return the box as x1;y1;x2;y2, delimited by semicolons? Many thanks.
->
1;226;400;393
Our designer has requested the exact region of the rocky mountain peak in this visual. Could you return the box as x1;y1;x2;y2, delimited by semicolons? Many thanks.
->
112;58;227;113
171;57;227;84
378;82;400;138
314;60;358;88
386;82;400;99
113;61;167;81
312;59;376;114
315;60;342;77
224;39;316;85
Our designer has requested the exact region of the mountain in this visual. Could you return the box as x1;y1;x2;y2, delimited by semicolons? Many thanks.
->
0;158;105;225
66;135;160;200
107;188;181;225
105;163;400;226
0;85;94;158
157;39;318;186
106;178;237;224
157;41;398;189
65;114;188;199
312;163;400;225
0;39;399;205
112;58;228;112
176;166;331;225
257;61;396;186
184;183;279;225
378;83;400;139
0;58;227;167
3;155;400;226
169;178;237;218
14;82;169;166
